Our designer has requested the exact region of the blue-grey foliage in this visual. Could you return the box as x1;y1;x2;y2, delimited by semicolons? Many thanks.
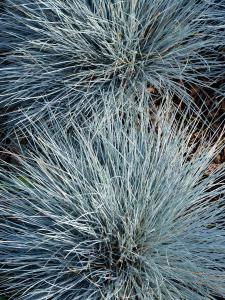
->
0;109;224;299
0;0;224;126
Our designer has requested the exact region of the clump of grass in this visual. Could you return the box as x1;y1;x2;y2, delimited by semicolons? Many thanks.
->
0;0;224;127
0;107;224;299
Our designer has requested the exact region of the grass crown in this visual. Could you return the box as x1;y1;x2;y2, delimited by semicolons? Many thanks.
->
0;108;224;299
0;0;224;127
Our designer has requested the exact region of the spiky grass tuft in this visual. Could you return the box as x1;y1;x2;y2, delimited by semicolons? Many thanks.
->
0;0;224;127
0;107;224;299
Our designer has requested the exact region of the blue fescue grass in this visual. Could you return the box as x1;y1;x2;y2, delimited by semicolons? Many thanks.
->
0;105;224;299
0;0;224;127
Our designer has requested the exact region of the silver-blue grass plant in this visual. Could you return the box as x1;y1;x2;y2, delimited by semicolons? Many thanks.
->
0;0;225;126
0;107;224;300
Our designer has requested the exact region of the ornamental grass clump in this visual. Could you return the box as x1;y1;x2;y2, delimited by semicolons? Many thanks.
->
0;108;224;299
0;0;224;127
